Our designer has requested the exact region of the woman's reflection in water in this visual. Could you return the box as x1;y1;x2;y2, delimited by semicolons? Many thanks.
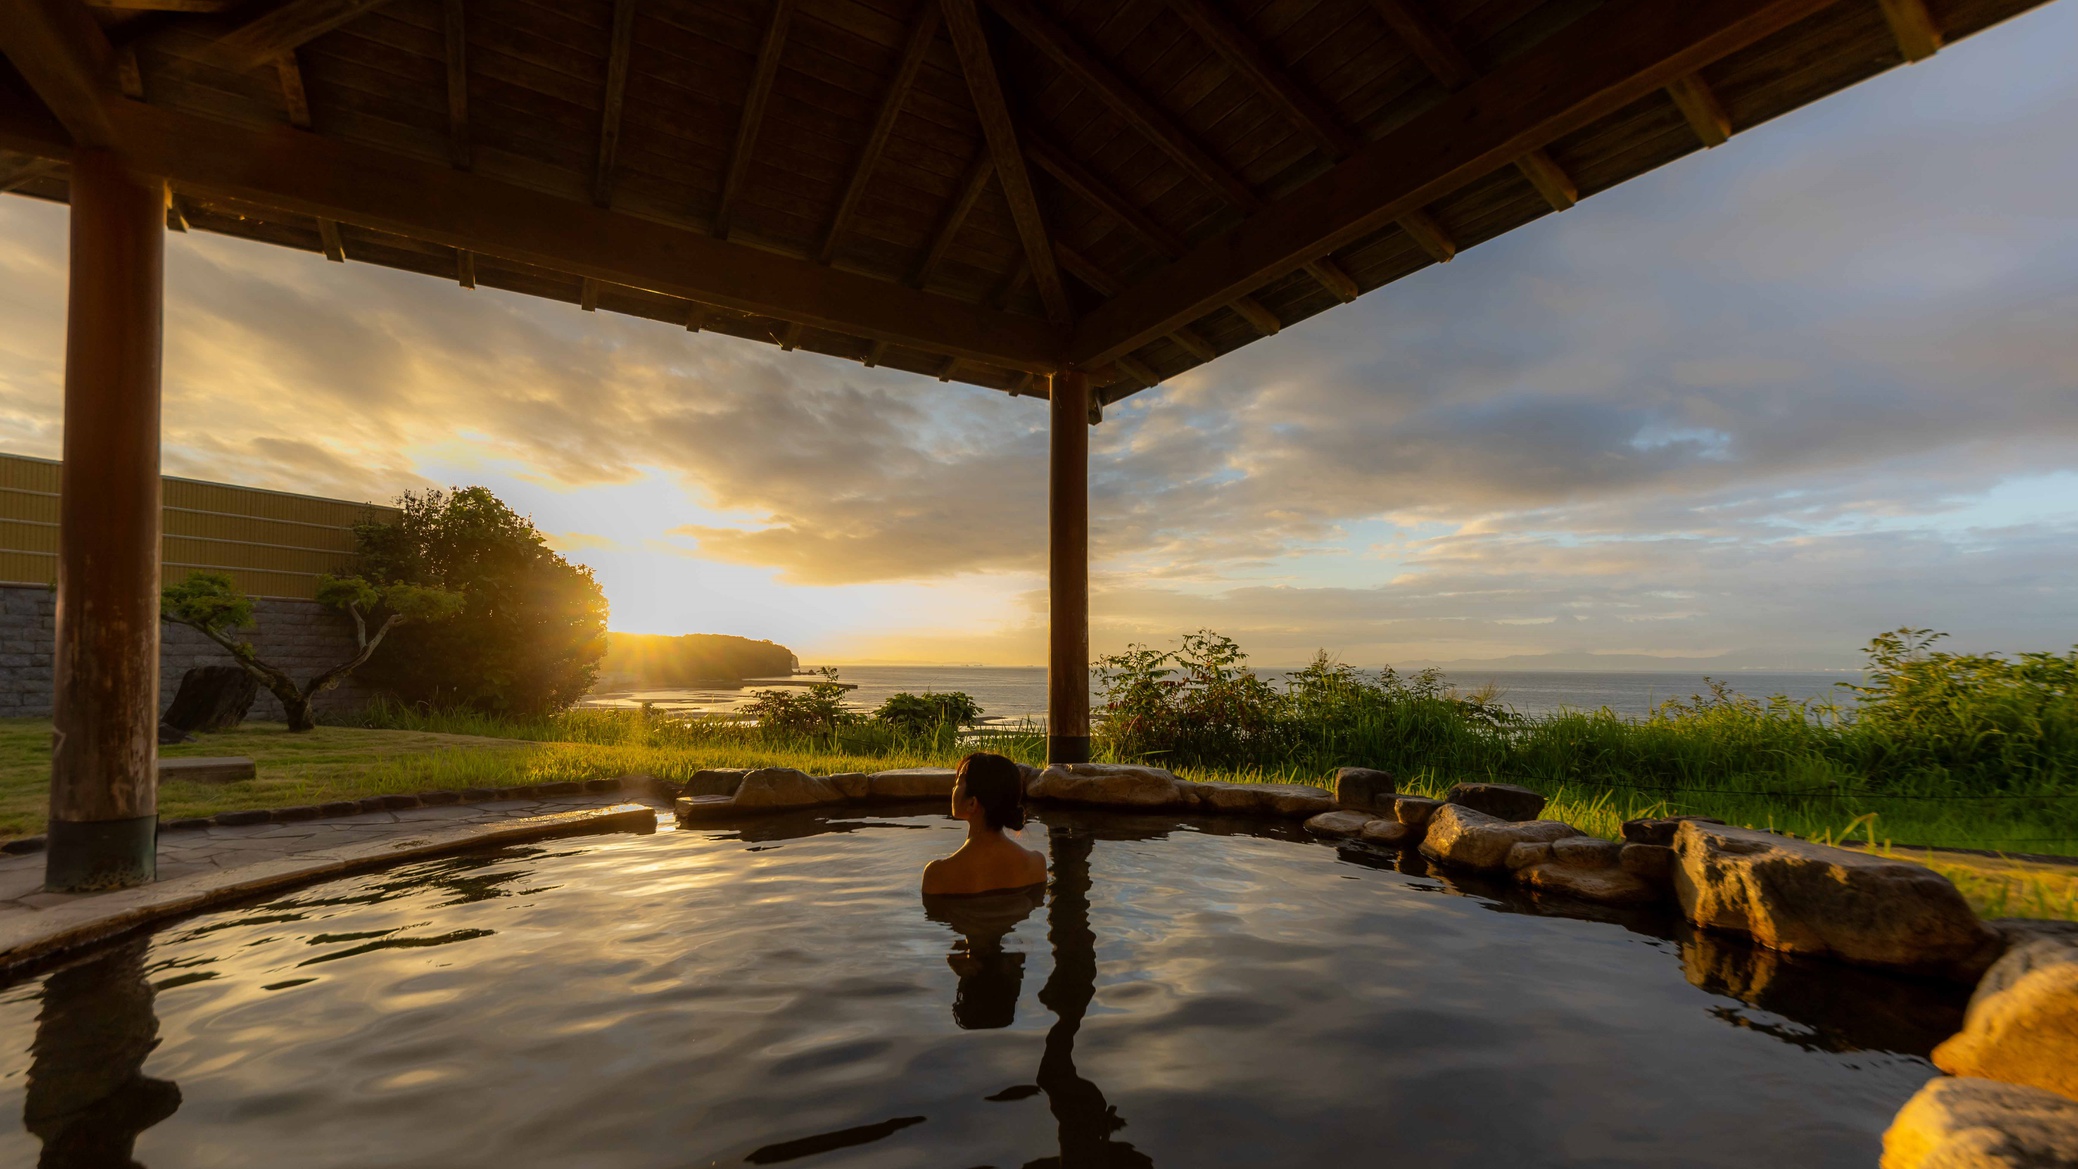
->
24;938;181;1168
922;886;1045;1030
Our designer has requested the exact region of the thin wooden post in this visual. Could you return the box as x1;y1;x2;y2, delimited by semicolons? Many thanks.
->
47;150;165;892
1048;369;1090;765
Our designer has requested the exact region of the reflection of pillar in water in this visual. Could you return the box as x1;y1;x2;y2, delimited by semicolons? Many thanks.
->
1034;829;1151;1169
24;938;181;1168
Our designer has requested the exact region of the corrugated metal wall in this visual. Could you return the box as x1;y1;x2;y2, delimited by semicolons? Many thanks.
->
0;453;400;599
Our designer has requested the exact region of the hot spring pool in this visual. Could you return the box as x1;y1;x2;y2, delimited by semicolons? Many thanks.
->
0;807;1965;1168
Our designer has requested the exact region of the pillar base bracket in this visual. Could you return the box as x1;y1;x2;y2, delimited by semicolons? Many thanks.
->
44;815;157;892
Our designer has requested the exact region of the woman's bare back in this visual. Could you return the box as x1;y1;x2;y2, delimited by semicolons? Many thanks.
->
921;835;1047;896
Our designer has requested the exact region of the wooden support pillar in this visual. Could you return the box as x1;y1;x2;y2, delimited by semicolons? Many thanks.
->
1048;368;1091;765
48;150;165;893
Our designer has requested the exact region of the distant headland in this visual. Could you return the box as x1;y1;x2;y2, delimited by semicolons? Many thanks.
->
594;633;799;689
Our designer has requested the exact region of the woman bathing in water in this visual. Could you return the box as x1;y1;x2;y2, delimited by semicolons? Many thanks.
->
921;752;1047;895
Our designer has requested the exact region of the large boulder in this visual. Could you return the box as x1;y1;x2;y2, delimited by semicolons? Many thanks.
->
1332;767;1396;812
1622;815;1726;847
1028;763;1186;808
1394;796;1444;828
1445;782;1545;822
731;768;843;809
825;772;871;800
1420;804;1582;871
1194;781;1336;818
1672;822;1997;974
868;768;957;799
683;768;749;797
1933;931;2078;1101
161;665;259;733
1881;1077;2078;1169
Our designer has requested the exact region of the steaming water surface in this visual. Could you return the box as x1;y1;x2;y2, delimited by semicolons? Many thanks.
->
0;809;1959;1168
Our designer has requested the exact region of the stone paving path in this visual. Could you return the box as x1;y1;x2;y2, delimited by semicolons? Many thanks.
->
0;793;669;956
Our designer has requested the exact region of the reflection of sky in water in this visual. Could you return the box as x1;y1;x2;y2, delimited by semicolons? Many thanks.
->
0;812;1960;1168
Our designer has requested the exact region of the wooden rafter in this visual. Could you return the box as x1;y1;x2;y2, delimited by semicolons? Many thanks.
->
316;216;344;260
712;0;797;240
275;52;311;128
593;0;636;208
1397;209;1454;263
1166;0;1356;159
0;0;118;147
83;0;233;10
1169;326;1214;362
818;2;941;265
1878;0;1941;61
443;0;470;168
1666;72;1731;147
684;301;705;331
1305;257;1359;301
943;0;1072;325
1026;133;1184;257
580;276;600;311
1054;243;1114;297
911;150;992;288
203;0;397;72
116;45;144;97
1371;0;1578;213
457;247;475;288
1228;295;1281;336
0;154;57;194
0;96;1062;368
984;0;1260;211
1067;0;1842;367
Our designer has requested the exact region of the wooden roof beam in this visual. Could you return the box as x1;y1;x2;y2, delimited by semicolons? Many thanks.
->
204;0;397;72
712;0;797;240
457;247;475;288
1304;256;1359;301
818;3;940;265
1165;0;1357;159
0;96;1064;368
83;0;235;10
0;154;59;194
911;149;992;288
274;52;311;129
1067;0;1842;367
1370;0;1579;213
1229;295;1281;336
0;0;119;147
1026;133;1184;257
592;0;635;206
442;0;469;168
984;0;1261;211
1398;209;1454;263
1666;72;1731;147
943;0;1072;326
1878;0;1941;61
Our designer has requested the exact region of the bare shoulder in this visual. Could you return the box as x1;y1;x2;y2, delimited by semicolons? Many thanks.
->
1022;845;1047;882
920;857;952;895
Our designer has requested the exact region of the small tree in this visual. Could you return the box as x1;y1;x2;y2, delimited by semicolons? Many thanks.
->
741;667;857;738
874;691;984;735
161;572;462;732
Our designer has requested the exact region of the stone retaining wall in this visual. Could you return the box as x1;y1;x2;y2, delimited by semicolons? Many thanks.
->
0;582;374;722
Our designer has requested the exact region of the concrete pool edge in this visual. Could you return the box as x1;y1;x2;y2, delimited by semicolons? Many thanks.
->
0;802;659;973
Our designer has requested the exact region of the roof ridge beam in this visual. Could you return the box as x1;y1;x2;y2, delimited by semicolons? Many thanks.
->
0;97;1063;368
943;0;1073;325
712;0;798;240
818;3;941;264
1067;0;1844;367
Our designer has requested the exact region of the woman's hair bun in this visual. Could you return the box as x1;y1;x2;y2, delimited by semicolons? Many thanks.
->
956;751;1026;831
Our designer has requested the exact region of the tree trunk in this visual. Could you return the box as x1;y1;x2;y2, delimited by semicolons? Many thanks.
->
278;689;317;733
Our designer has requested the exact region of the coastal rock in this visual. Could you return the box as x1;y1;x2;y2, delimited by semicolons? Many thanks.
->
1333;767;1396;813
1933;932;2078;1101
1195;781;1336;817
1029;763;1186;808
1420;805;1582;871
732;768;843;809
1304;810;1377;838
1881;1077;2078;1169
1518;862;1664;906
1394;797;1444;828
1672;822;1997;973
675;795;736;823
683;768;750;797
868;768;956;799
825;772;871;800
1445;782;1545;822
1622;815;1727;847
1017;762;1043;790
1360;818;1415;847
1620;843;1677;882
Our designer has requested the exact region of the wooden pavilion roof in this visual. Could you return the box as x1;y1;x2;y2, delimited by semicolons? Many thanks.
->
0;0;2054;407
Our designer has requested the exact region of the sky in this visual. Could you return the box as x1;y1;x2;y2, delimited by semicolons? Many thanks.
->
2;4;2076;670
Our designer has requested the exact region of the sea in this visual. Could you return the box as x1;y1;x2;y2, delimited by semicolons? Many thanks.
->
579;665;1863;726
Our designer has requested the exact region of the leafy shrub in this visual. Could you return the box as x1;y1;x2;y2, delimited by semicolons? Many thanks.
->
874;691;983;734
741;667;856;737
354;487;608;715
